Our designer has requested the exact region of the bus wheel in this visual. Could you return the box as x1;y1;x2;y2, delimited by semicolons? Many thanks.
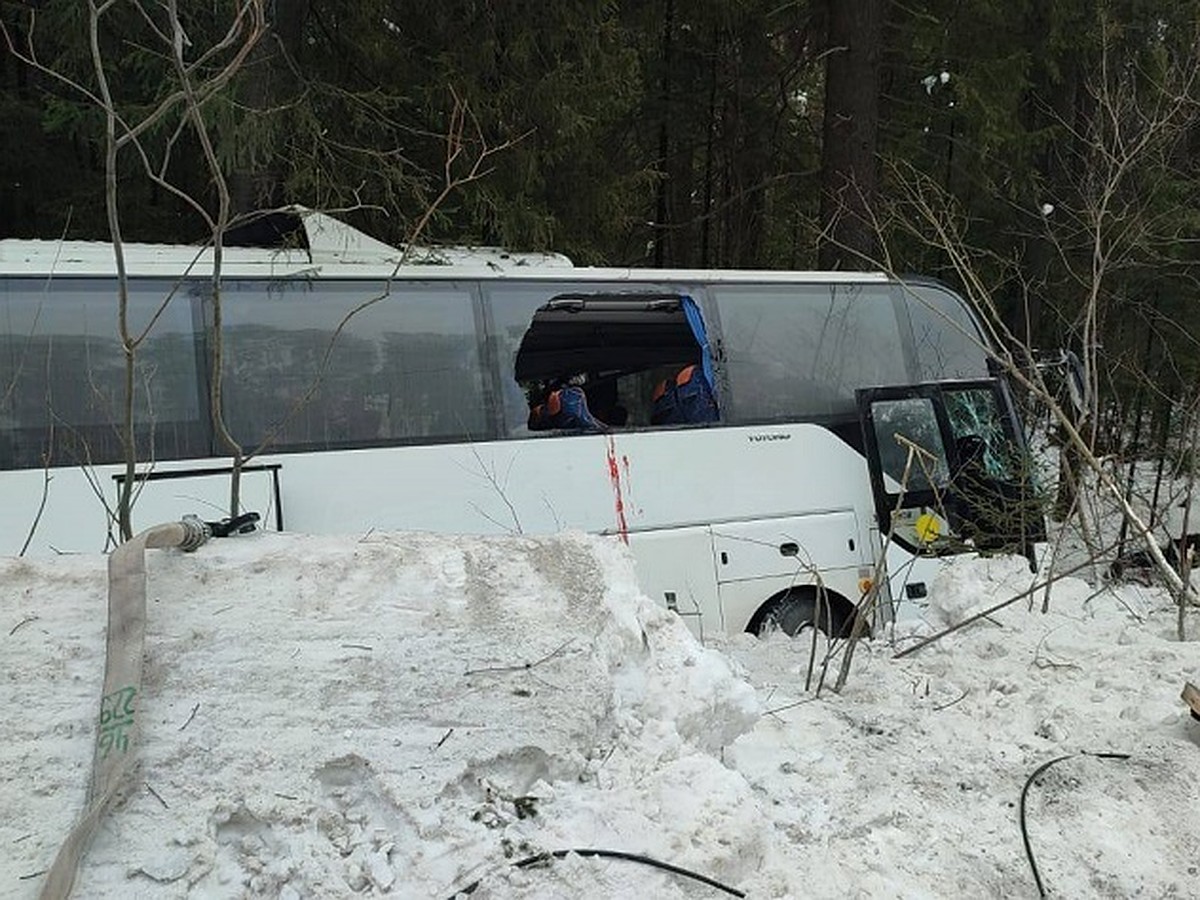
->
752;588;856;639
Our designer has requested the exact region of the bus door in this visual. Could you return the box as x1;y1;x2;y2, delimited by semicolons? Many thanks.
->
855;379;1044;610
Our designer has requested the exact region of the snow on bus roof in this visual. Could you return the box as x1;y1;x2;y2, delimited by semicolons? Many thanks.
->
0;207;574;275
0;206;891;283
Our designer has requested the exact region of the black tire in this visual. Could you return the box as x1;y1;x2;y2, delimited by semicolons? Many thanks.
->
755;589;856;639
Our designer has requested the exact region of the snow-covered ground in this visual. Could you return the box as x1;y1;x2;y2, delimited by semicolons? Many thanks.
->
4;530;1199;898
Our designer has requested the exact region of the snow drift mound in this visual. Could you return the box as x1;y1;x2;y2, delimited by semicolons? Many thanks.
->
4;531;761;898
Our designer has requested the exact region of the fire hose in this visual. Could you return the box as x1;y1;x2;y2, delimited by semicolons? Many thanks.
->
38;512;258;900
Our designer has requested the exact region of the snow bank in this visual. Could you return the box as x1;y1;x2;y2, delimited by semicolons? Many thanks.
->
3;531;760;898
7;535;1200;899
720;555;1200;898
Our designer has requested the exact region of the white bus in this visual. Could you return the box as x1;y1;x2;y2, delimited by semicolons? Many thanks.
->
0;210;1042;638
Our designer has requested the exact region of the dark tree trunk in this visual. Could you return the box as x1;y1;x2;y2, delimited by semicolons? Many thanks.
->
817;0;883;270
231;0;311;218
653;0;675;267
726;19;774;268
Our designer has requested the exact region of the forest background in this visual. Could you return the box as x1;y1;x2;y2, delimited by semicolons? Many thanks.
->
2;0;1200;479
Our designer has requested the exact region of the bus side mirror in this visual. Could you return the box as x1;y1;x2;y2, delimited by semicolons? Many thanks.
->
1030;349;1090;418
1061;350;1088;416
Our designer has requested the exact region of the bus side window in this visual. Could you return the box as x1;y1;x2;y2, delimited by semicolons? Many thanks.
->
905;282;990;382
0;276;206;469
509;291;717;435
714;283;909;423
219;280;489;451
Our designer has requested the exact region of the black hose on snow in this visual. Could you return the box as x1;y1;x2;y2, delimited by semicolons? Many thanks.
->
1019;750;1132;898
447;847;746;898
